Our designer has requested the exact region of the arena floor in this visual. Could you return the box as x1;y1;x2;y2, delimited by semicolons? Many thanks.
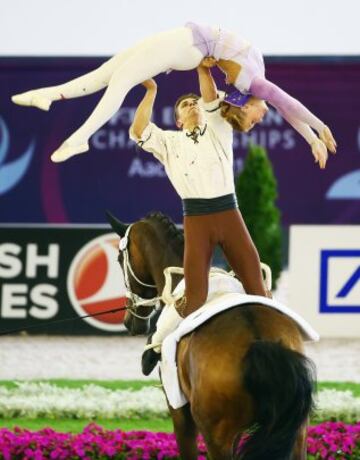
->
1;272;358;382
0;335;359;382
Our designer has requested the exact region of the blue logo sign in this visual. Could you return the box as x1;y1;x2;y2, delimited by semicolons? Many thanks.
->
326;170;360;200
0;117;35;196
320;250;360;313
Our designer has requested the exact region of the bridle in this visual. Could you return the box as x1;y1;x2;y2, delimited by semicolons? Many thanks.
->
119;225;162;321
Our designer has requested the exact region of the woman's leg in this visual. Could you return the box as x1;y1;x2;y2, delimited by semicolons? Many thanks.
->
51;27;203;162
219;209;269;297
12;27;196;110
11;51;134;111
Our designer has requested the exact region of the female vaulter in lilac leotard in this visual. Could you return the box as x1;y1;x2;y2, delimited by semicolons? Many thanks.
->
186;22;331;148
12;22;335;162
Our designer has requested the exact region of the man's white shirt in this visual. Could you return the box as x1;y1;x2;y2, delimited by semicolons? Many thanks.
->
129;96;235;199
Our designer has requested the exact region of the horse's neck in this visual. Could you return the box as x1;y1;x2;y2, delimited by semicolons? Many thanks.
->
143;224;183;294
156;253;183;295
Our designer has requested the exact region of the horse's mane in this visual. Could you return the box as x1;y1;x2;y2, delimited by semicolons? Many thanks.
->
145;212;184;255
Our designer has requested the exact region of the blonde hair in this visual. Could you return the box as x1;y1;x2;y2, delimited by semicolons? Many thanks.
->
219;97;256;132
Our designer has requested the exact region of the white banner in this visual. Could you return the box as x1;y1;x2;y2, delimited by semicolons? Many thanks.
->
289;225;360;338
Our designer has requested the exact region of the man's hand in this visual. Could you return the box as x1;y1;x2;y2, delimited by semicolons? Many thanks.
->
319;125;337;154
142;79;157;91
199;57;218;68
196;58;218;103
311;138;328;169
131;79;157;140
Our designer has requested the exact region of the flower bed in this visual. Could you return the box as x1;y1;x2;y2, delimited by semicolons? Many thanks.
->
308;422;360;459
0;424;201;460
0;422;359;460
0;383;168;420
1;383;360;422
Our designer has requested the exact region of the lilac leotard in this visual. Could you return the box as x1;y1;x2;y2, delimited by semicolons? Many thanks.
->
186;21;264;93
186;22;324;135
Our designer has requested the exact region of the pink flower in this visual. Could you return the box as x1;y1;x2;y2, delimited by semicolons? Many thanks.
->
0;421;359;459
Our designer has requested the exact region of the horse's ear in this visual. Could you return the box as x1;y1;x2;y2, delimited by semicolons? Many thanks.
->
105;210;128;237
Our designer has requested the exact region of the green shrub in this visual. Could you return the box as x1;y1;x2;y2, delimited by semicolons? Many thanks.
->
235;144;282;289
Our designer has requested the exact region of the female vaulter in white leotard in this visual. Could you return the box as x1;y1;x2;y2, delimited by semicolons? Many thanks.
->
12;22;336;164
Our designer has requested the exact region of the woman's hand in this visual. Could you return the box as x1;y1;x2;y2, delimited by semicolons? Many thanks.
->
142;79;157;91
319;125;337;154
311;138;328;169
199;57;218;68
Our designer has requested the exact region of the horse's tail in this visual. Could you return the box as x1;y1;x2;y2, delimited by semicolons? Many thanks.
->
234;340;316;460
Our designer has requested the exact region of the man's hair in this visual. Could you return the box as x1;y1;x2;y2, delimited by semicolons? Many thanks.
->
174;93;200;123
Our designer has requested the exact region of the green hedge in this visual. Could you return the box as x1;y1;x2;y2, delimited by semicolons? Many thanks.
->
235;143;282;288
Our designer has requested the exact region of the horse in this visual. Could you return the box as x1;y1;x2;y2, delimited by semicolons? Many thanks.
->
107;211;316;460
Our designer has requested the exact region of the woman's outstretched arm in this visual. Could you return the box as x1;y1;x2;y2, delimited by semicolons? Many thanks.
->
280;110;329;169
250;76;337;153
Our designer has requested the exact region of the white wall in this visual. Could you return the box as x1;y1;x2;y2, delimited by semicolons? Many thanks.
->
1;0;359;56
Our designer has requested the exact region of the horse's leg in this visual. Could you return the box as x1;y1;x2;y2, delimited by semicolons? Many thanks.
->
168;404;198;460
192;404;245;460
292;423;308;460
204;434;233;460
183;318;254;460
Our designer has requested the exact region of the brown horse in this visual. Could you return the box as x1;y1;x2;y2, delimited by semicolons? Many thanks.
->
107;211;316;460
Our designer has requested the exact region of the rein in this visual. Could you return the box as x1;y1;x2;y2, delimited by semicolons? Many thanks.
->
0;305;128;336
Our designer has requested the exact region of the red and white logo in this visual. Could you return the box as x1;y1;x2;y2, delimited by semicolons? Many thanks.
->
67;233;126;331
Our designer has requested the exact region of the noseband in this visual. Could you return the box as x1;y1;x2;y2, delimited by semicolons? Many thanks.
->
119;225;161;321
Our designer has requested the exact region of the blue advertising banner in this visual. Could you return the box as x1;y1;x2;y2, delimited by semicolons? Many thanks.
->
0;57;359;226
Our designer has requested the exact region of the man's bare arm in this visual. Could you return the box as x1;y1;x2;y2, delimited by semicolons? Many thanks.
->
131;79;157;139
197;58;218;103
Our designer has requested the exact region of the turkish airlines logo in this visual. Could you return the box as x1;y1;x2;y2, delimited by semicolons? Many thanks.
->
67;233;127;331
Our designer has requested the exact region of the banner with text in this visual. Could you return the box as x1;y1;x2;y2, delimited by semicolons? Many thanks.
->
1;57;359;226
0;225;127;335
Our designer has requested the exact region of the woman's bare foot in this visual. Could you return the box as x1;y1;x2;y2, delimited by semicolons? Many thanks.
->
11;90;52;111
50;141;89;163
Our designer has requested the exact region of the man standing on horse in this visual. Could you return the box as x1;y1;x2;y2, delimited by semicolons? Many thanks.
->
130;60;270;375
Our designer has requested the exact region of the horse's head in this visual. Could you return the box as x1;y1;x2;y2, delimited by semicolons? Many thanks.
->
106;211;161;336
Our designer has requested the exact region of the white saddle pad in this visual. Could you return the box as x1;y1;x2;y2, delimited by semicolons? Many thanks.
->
160;285;320;409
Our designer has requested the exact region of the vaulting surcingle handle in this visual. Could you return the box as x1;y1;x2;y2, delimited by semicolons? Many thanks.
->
162;266;185;305
260;263;272;291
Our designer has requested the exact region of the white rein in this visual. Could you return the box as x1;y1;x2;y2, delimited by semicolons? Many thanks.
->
119;225;162;320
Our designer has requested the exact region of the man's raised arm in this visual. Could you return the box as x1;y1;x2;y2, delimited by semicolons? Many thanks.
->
197;58;218;103
130;79;157;140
